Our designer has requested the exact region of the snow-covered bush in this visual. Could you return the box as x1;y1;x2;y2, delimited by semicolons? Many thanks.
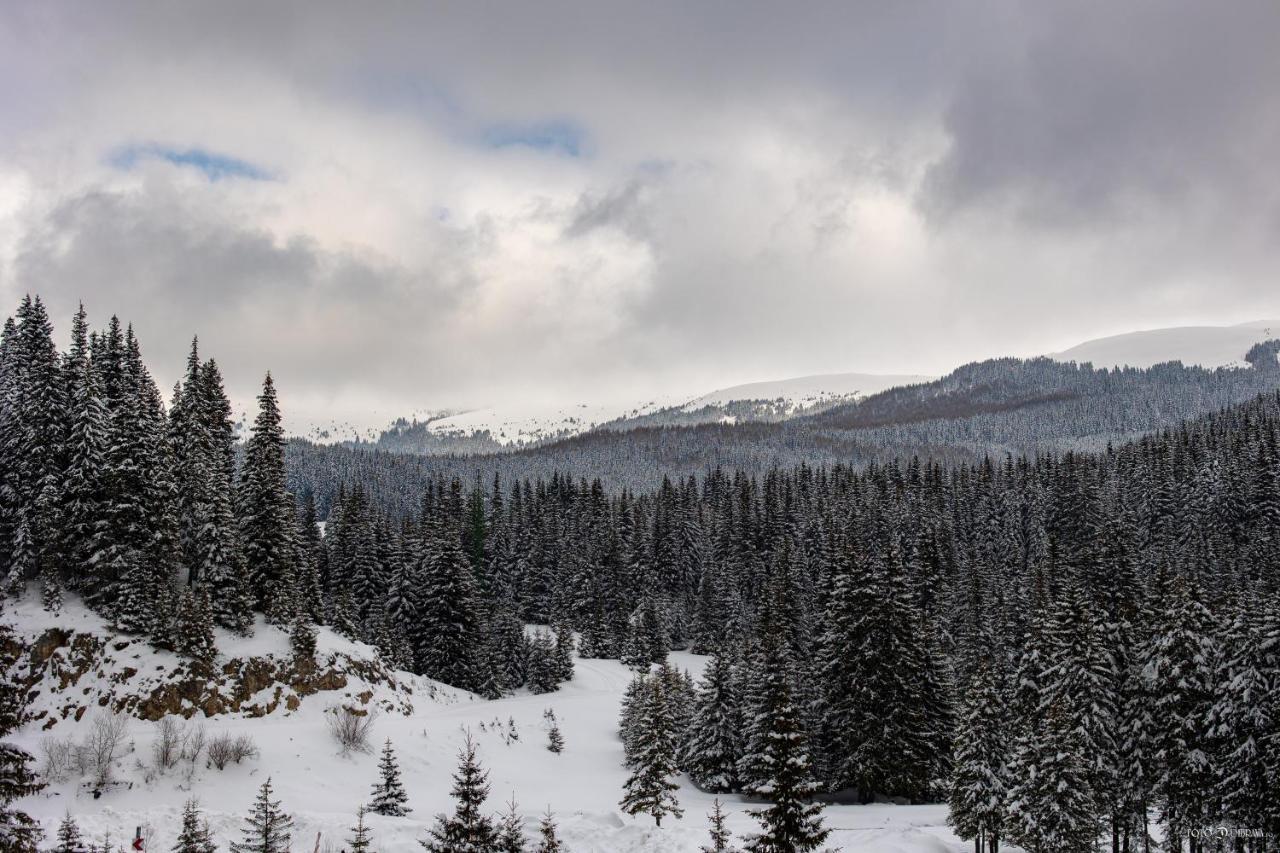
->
326;706;377;755
208;733;259;771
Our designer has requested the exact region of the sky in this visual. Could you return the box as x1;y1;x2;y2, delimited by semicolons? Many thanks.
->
2;2;1279;433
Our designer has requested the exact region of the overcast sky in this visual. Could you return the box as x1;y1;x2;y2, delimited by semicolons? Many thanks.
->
2;2;1279;431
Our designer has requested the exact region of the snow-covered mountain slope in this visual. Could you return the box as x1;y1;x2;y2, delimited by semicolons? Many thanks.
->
7;603;977;853
1048;320;1279;370
368;372;934;454
684;372;932;412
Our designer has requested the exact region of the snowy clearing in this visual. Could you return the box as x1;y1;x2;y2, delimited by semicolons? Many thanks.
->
7;601;977;853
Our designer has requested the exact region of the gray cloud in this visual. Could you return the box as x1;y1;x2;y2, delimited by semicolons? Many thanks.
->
2;1;1279;431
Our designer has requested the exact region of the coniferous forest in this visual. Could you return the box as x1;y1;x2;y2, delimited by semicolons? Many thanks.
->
2;296;1279;853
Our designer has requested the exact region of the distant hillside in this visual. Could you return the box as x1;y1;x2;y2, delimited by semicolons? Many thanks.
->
1048;319;1279;369
288;342;1280;515
356;372;929;456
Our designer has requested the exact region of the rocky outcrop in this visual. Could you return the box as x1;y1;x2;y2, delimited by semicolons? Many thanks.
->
7;627;417;728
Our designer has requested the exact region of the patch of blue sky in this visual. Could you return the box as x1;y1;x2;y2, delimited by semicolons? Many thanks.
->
480;118;587;158
107;144;273;181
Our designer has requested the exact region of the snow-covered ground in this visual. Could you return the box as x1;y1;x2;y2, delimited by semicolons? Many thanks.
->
683;373;933;413
1048;319;1279;370
6;601;975;853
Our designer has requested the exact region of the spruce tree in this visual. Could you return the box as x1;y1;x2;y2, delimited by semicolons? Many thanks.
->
230;777;294;853
0;625;43;852
174;586;218;668
173;800;217;853
544;708;564;754
702;799;739;853
684;649;742;793
535;809;562;853
238;373;295;619
496;798;527;853
347;805;374;853
289;610;317;668
526;631;560;695
551;621;575;684
415;528;483;692
947;651;1008;853
422;732;499;852
54;813;86;853
1004;701;1099;853
619;674;683;827
370;738;411;817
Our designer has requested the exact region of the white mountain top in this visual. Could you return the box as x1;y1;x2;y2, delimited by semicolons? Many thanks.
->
410;372;935;447
1048;319;1280;370
419;395;685;445
684;372;934;412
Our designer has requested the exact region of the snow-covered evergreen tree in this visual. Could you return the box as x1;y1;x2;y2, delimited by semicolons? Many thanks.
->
702;798;739;853
684;649;742;793
347;805;374;853
54;813;86;853
0;625;43;852
174;586;218;668
238;373;296;619
496;798;527;853
230;778;294;853
422;732;499;852
370;738;412;817
619;673;683;827
535;809;563;853
740;638;828;853
544;708;564;754
173;799;217;853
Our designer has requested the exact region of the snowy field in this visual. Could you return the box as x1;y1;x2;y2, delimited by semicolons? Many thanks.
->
8;602;976;853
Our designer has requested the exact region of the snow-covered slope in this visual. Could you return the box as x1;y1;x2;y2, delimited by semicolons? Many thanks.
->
684;372;932;412
370;372;934;453
7;602;978;853
1049;320;1279;370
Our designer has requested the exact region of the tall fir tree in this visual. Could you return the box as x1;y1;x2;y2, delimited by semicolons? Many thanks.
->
238;373;296;619
230;778;294;853
370;738;412;817
422;732;499;853
173;800;218;853
619;673;684;827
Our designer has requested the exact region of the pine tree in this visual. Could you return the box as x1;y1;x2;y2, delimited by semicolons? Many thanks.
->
347;805;374;853
289;610;317;667
535;809;562;853
1004;701;1099;853
740;640;828;853
54;813;86;853
544;708;564;754
422;732;499;852
684;649;742;793
0;625;43;853
173;800;217;853
621;597;668;670
496;798;527;853
238;374;296;619
947;651;1008;853
230;777;294;853
526;630;560;695
702;799;739;853
174;586;218;668
551;621;575;684
619;674;683;827
414;529;483;692
370;738;412;817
